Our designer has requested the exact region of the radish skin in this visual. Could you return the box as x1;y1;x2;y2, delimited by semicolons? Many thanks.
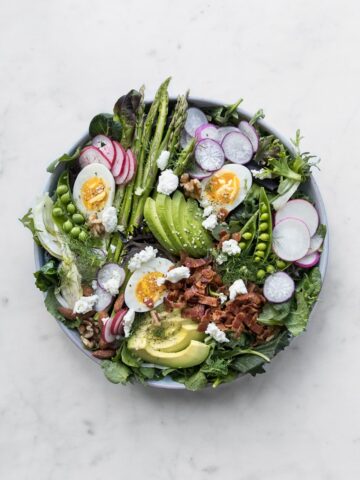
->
185;108;208;136
92;135;115;165
272;217;311;261
238;121;259;152
307;234;324;254
111;141;125;177
295;251;320;268
275;199;319;236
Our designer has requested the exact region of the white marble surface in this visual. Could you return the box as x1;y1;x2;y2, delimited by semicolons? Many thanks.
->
1;0;359;478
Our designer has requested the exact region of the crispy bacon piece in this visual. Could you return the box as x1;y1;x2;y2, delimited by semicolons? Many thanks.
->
182;304;205;321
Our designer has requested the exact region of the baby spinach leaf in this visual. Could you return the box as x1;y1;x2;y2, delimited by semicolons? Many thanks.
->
102;360;131;384
89;113;122;140
258;301;292;326
34;259;59;292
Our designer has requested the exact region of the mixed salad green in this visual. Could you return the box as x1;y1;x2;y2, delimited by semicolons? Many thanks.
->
21;78;326;390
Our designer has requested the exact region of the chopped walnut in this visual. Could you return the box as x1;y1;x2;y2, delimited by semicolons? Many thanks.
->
88;213;105;237
217;208;229;222
180;173;202;199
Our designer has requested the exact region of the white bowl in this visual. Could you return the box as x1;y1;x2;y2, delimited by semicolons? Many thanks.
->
34;97;329;390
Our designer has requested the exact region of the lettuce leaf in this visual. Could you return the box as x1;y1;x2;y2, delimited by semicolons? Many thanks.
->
34;259;59;292
19;208;40;245
44;288;80;329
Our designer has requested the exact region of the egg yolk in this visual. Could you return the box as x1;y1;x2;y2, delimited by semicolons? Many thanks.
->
205;171;240;205
136;272;166;307
80;177;109;211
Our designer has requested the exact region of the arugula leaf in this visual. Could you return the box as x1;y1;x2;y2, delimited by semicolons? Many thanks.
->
258;301;292;326
47;146;82;173
19;208;40;245
101;360;131;384
285;292;309;336
297;267;322;306
44;288;80;329
34;259;59;292
183;371;208;391
200;357;229;377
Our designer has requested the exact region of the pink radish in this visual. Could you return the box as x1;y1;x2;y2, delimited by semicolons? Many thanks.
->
94;285;113;312
275;199;319;237
79;146;111;170
217;126;240;143
238;121;259;152
195;139;225;171
195;124;219;142
185;107;208;136
187;163;213;180
295;251;320;268
263;272;295;303
115;151;130;185
111;141;125;177
92;135;115;165
101;317;115;343
272;217;311;261
124;149;137;184
221;131;253;164
307;234;324;254
110;309;127;336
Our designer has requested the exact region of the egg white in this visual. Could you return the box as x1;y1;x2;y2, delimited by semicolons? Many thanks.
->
125;258;174;312
201;163;252;212
73;163;115;216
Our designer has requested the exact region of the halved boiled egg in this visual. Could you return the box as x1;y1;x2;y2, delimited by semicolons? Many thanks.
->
201;163;252;213
73;163;115;216
125;258;174;312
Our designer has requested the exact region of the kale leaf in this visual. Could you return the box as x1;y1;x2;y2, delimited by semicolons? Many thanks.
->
34;259;59;292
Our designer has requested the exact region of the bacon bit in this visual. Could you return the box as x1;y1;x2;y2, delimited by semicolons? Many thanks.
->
144;298;154;309
180;253;211;269
182;304;205;321
82;285;94;297
217;208;229;222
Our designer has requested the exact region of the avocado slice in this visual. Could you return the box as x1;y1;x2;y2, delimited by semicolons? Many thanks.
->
135;340;210;368
155;194;182;254
171;191;195;255
144;197;176;254
186;198;213;255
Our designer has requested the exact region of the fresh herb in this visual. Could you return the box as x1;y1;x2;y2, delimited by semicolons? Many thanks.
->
44;288;80;329
46;146;82;174
249;108;265;126
228;183;261;225
317;224;327;239
89;113;122;140
205;98;243;126
34;259;59;292
19;208;40;245
66;236;105;282
113;89;142;149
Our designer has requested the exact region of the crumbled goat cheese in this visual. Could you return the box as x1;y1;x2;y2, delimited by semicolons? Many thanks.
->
219;293;228;304
205;322;229;343
166;266;190;283
128;246;158;272
124;309;136;337
200;197;211;208
202;214;218;231
117;224;125;233
251;168;272;179
203;205;214;218
222;239;241;256
100;206;117;233
91;280;98;290
73;295;98;314
216;253;228;265
135;187;144;196
157;150;170;170
157;169;179;195
229;279;248;300
102;269;123;296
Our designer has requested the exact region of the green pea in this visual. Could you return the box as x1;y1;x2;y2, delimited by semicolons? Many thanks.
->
260;213;269;221
63;220;73;233
261;203;267;213
67;203;76;214
257;242;267;251
70;226;81;238
72;213;85;225
259;222;268;232
276;259;287;269
60;192;71;204
259;233;270;241
52;207;63;217
239;242;246;249
56;184;68;196
254;256;262;263
266;265;275;273
78;231;88;242
242;232;252;240
257;269;266;280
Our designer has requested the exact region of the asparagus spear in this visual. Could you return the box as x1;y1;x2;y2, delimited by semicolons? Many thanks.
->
173;138;196;176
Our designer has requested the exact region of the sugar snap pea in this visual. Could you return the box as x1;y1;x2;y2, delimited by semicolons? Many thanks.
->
239;211;258;254
253;188;272;261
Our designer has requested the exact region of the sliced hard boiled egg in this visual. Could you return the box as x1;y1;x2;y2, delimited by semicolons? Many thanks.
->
125;258;174;312
201;163;252;213
73;163;115;216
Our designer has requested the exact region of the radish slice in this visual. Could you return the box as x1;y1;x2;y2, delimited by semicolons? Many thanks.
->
187;163;213;180
272;217;311;261
195;124;219;142
110;309;127;336
180;129;192;148
101;317;115;343
307;234;324;254
79;146;111;170
263;272;295;303
275;199;319;237
238;121;259;152
92;135;115;165
185;107;208;136
195;139;224;171
115;150;130;185
124;149;137;184
295;251;320;268
111;141;125;177
97;264;125;291
94;285;113;312
221;132;253;164
217;126;240;143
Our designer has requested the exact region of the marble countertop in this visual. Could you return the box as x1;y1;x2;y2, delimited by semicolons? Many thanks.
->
1;0;359;478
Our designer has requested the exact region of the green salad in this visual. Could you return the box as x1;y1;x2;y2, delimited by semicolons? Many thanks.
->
21;78;326;391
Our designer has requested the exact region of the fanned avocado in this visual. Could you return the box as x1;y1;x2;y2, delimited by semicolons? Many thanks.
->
144;198;176;253
155;194;183;254
186;198;213;255
171;191;194;255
